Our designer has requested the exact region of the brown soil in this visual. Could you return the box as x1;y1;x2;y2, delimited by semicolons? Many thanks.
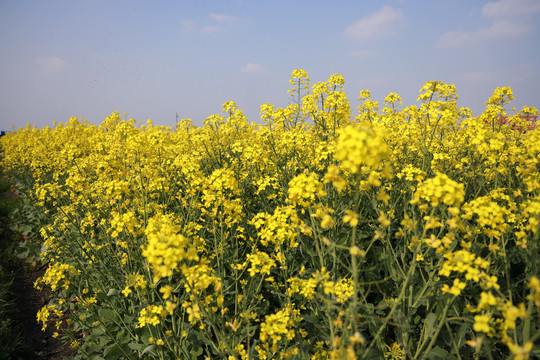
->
1;184;77;359
13;264;77;360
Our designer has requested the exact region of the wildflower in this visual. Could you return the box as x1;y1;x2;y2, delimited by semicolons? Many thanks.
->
35;262;77;292
332;278;355;303
324;164;348;191
165;301;177;315
246;251;276;277
287;172;326;208
378;212;391;227
411;172;465;207
349;332;365;344
137;305;167;328
184;303;202;323
507;341;533;360
320;213;335;228
142;213;198;282
477;291;498;311
480;274;500;290
181;261;221;295
251;205;302;248
350;246;366;257
473;314;493;335
334;126;389;174
159;285;174;299
121;286;132;297
385;342;405;360
260;306;298;345
442;278;467;296
501;302;528;330
36;304;62;331
528;276;540;306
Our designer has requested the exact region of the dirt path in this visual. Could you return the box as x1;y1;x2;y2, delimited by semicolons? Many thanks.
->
13;264;76;360
1;183;76;359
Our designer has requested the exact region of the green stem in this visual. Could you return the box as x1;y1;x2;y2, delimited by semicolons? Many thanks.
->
361;244;420;359
417;297;453;359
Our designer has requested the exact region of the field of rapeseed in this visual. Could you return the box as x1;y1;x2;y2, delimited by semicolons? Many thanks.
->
1;70;539;359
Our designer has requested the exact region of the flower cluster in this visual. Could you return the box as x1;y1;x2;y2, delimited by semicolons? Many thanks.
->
1;69;538;359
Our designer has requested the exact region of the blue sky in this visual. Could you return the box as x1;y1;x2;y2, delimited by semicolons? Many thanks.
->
1;0;539;130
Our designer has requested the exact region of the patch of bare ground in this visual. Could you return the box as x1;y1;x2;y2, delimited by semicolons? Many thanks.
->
13;264;77;360
1;182;76;359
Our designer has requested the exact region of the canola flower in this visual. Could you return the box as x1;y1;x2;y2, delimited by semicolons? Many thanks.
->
1;70;539;359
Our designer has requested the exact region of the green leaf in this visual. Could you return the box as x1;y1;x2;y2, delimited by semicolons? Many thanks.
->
91;324;107;336
19;224;32;235
103;344;123;360
98;308;118;322
424;313;437;339
426;346;450;360
141;344;157;355
190;346;203;357
455;323;471;349
89;355;106;360
96;291;107;302
15;247;29;259
128;342;147;352
107;288;120;296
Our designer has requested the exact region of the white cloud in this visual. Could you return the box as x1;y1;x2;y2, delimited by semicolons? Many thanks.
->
34;56;66;75
482;0;540;19
439;0;539;48
209;13;243;23
438;30;473;48
179;14;244;35
201;25;223;34
345;6;405;40
194;13;244;35
180;19;196;33
241;63;265;73
477;20;532;39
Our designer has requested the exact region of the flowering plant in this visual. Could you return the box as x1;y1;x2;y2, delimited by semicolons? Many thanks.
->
1;70;539;359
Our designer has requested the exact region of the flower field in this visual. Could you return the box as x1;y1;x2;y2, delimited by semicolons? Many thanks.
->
1;70;539;359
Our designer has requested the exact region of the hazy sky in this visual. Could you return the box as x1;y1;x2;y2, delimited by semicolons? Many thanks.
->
1;0;539;130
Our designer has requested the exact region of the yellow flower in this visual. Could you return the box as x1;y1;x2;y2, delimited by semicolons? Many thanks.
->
477;291;498;311
349;332;365;344
320;213;335;229
334;126;389;174
260;305;298;345
385;342;405;360
287;172;326;208
165;301;177;315
137;305;166;328
121;286;132;297
350;246;366;257
480;274;500;290
246;251;276;277
473;314;492;335
378;212;391;227
159;285;174;299
184;303;202;323
411;172;465;207
343;210;359;227
441;278;466;296
142;213;198;282
507;341;533;360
